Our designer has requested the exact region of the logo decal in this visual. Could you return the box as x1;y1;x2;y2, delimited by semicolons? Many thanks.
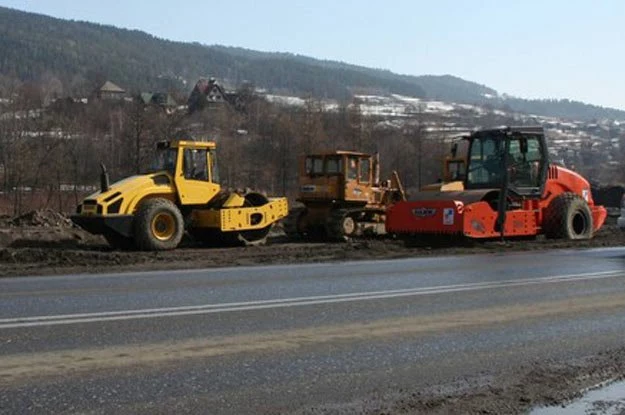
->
413;207;437;218
443;208;454;225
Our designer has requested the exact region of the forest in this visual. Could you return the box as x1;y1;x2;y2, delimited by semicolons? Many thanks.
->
0;82;454;215
1;6;625;121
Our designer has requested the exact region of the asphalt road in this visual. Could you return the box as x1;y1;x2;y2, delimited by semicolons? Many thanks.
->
1;247;625;414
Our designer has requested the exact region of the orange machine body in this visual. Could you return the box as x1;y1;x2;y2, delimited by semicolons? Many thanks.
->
386;127;606;240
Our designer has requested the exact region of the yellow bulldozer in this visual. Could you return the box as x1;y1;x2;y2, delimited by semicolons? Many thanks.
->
284;151;406;240
72;139;288;251
421;156;466;192
421;139;467;192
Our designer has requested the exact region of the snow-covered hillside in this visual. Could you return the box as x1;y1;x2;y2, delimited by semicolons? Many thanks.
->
263;92;625;183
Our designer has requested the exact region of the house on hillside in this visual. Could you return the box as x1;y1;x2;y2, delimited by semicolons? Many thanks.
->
139;92;178;113
187;77;247;114
94;81;126;100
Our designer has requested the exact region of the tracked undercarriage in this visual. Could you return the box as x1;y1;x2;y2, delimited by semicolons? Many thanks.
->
284;206;388;241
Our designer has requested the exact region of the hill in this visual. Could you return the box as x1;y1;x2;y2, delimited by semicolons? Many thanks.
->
0;6;624;120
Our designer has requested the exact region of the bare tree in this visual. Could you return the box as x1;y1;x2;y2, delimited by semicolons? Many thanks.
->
301;97;328;153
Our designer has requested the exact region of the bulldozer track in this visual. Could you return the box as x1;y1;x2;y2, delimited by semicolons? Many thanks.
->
325;208;387;241
325;209;352;241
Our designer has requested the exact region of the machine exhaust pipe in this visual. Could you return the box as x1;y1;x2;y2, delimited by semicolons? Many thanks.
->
100;163;110;193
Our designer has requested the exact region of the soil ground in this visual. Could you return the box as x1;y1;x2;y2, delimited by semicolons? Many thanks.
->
0;209;622;278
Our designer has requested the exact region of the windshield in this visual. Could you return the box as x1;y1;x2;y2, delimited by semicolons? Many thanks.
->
210;149;220;183
466;134;544;189
326;156;343;175
305;156;324;175
151;148;177;175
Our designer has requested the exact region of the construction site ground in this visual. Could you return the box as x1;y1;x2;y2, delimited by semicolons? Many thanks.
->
0;209;622;278
2;210;625;414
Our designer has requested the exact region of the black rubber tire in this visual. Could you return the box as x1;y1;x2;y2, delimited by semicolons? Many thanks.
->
134;198;184;251
543;192;593;240
104;232;135;251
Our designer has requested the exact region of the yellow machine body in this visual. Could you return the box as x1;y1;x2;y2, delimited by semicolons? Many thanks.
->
72;139;288;250
284;150;406;240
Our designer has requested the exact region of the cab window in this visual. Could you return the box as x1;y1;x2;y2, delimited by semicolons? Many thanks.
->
346;156;358;180
183;149;208;181
508;136;544;188
359;158;370;183
305;156;324;175
209;149;219;183
326;157;342;175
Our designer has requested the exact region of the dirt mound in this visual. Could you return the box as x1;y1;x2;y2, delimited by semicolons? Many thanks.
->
9;209;73;228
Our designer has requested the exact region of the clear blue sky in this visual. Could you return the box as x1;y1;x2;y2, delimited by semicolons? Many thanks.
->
2;0;624;109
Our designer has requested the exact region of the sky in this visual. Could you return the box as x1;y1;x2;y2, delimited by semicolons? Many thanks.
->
1;0;624;109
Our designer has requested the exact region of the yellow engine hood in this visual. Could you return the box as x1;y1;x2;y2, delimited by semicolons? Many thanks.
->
80;172;175;215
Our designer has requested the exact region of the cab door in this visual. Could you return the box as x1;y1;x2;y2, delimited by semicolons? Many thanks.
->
344;155;370;202
174;148;221;205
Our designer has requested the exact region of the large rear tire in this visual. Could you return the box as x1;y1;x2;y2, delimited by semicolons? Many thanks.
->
543;192;593;240
134;198;184;251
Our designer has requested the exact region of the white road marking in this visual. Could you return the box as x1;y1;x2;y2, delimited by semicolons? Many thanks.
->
1;270;623;329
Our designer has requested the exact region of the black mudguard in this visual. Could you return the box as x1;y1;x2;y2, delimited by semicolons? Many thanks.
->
71;215;134;237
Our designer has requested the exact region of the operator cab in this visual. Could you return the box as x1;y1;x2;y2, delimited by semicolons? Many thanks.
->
465;127;548;198
300;151;376;202
304;152;373;184
152;140;220;184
